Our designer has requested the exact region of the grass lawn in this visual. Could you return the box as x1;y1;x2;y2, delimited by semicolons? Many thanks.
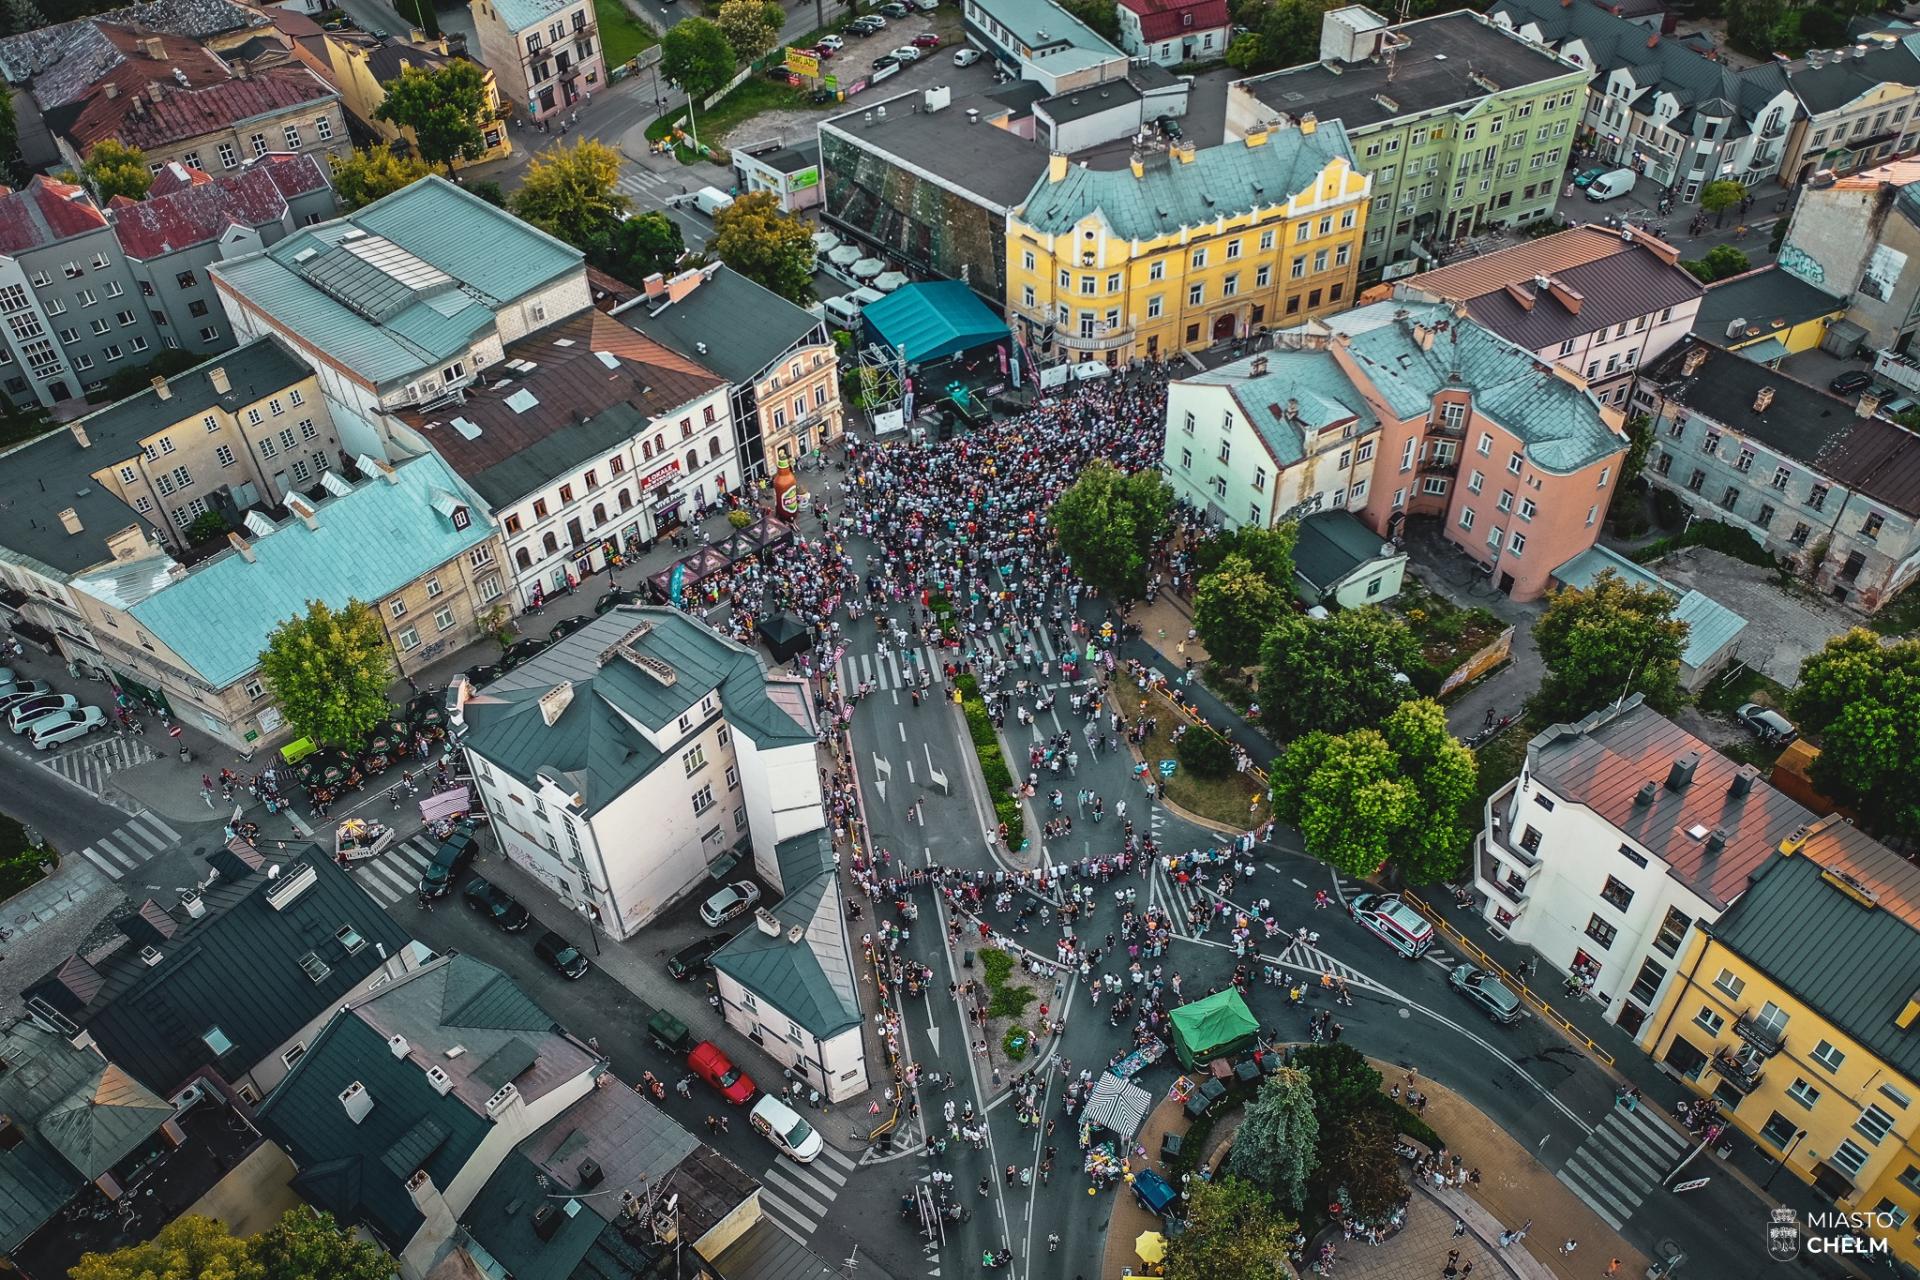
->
1112;678;1267;831
0;811;52;901
1388;576;1507;691
646;75;834;154
594;0;658;69
1696;661;1790;718
0;408;52;451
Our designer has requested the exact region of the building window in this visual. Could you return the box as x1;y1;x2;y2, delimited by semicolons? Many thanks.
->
1786;1078;1821;1109
1584;914;1617;949
1458;507;1476;530
1694;1006;1725;1036
1599;876;1633;911
284;124;302;148
215;444;235;468
1711;968;1745;999
434;607;456;632
1856;1105;1895;1145
1811;1040;1846;1072
683;744;707;775
691;784;715;815
1628;958;1667;1005
218;143;237;168
388;598;408;619
397;626;420;650
1830;1140;1870;1177
250;132;269;157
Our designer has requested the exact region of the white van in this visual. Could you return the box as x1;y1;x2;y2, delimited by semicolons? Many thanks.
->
850;285;886;310
694;186;735;216
822;294;865;330
750;1094;824;1162
1584;168;1638;202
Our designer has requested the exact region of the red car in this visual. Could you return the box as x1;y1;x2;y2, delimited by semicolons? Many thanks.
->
811;42;836;58
911;32;941;47
688;1041;756;1104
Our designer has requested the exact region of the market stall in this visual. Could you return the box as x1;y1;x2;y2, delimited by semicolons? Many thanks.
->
1080;1071;1152;1144
1169;988;1259;1069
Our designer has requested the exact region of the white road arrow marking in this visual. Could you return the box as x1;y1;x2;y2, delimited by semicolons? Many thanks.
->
872;753;891;802
923;743;948;793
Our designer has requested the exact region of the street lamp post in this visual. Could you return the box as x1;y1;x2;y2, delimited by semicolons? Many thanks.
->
1764;1129;1807;1191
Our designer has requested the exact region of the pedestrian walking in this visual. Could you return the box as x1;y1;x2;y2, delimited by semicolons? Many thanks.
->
1559;1239;1578;1257
1606;1260;1621;1277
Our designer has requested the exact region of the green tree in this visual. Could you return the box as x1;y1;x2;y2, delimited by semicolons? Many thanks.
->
510;139;629;256
3;0;45;35
1682;244;1751;283
715;0;785;62
1698;179;1746;227
600;209;685;284
375;61;491;173
662;17;738;103
330;145;434;210
0;81;17;182
70;1215;261;1280
1059;0;1121;41
1224;30;1266;69
252;1206;394;1280
1192;552;1284;671
83;139;151;202
1317;1107;1405;1222
1291;1042;1382;1133
466;179;507;208
1191;521;1297;589
258;599;394;746
1530;568;1689;723
1789;629;1920;840
1271;726;1411;877
712;190;815;303
1382;698;1478;885
1259;608;1420;738
1049;460;1174;603
1725;0;1785;54
1225;1066;1319;1211
1163;1177;1295;1280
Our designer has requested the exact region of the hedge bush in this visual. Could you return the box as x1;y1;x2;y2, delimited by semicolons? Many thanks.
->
1628;515;1775;569
1176;728;1235;778
1002;1025;1031;1061
955;674;1025;836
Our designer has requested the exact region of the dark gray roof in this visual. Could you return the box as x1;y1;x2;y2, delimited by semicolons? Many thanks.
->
822;95;1052;209
744;141;820;175
22;844;415;1097
1696;266;1847;346
1456;247;1704;352
0;336;309;574
1526;695;1814;910
615;265;822;387
1815;415;1920;518
1708;819;1920;1081
1292;509;1394;591
463;608;813;806
1237;11;1578;130
987;81;1047;117
713;829;860;1038
1037;79;1142;124
714;1217;844;1280
464;1152;660;1280
1642;337;1857;469
1787;39;1920;117
0;1022;173;1252
256;1002;491;1248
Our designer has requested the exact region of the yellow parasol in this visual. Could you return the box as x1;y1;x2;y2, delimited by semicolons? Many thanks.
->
1135;1231;1167;1264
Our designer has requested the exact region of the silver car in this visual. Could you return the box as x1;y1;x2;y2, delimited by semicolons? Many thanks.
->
700;880;762;927
1449;964;1522;1025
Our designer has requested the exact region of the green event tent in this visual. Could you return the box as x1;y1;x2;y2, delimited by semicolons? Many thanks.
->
1169;988;1259;1068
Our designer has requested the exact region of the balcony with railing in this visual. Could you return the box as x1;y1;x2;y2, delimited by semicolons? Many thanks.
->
1419;452;1461;475
1708;1046;1767;1095
1475;832;1533;908
1734;1012;1787;1057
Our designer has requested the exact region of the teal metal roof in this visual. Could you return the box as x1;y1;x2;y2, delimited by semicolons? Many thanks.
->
1550;546;1747;671
1015;126;1355;241
1292;510;1396;592
1324;300;1624;474
1735;336;1788;365
969;0;1122;58
78;453;493;689
351;176;581;306
862;281;1009;364
1183;347;1376;466
713;830;861;1038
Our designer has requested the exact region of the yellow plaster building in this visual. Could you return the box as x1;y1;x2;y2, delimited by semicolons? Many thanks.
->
1004;116;1371;366
1637;815;1920;1268
288;28;511;169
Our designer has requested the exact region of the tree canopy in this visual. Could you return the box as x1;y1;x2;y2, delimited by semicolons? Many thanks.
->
1191;521;1297;588
510;139;630;254
1530;568;1689;723
1224;1066;1318;1210
600;209;685;285
1163;1176;1295;1280
662;17;737;103
1789;629;1920;840
1698;179;1746;221
715;0;785;62
1049;460;1173;602
712;190;815;303
375;61;492;172
1318;1107;1405;1222
1259;608;1420;738
83;139;150;202
258;599;394;746
330;145;433;210
71;1207;392;1280
1192;552;1285;671
1683;244;1752;283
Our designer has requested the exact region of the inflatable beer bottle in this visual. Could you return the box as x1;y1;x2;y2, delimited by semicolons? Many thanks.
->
772;459;801;522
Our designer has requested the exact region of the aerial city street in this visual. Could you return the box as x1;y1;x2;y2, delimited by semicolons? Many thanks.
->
0;0;1916;1275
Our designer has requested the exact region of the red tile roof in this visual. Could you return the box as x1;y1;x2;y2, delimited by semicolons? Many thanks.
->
0;176;108;254
146;163;217;197
110;152;329;258
1117;0;1230;41
66;63;334;154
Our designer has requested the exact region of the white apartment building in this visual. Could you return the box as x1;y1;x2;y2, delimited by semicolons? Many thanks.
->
1475;694;1816;1038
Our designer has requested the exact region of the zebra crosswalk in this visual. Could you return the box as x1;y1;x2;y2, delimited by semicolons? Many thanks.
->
75;811;181;880
39;734;156;812
837;626;1083;695
345;832;439;907
1554;1102;1689;1229
756;1142;857;1240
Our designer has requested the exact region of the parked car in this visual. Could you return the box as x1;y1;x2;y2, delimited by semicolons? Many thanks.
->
464;660;504;689
908;0;938;10
418;830;478;898
26;706;106;750
595;587;646;615
463;875;532;931
878;2;909;15
0;681;53;716
533;930;591;979
7;694;78;734
751;1093;824;1162
1157;115;1182;140
667;933;730;979
1349;892;1433;958
1572;166;1608;188
548;614;592;643
699;880;762;926
1735;702;1797;744
1883;395;1918;418
911;33;941;47
871;54;901;77
1133;1168;1178;1216
952;46;981;65
810;42;835;58
1829;369;1874;396
849;13;885;29
816;32;844;48
687;1040;756;1104
1448;964;1522;1025
890;43;922;60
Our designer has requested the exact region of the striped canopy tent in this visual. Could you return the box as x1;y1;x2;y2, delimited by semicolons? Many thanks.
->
1082;1070;1152;1141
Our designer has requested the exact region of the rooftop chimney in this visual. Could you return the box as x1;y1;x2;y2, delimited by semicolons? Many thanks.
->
287;494;318;530
139;35;164;59
226;530;254;562
539;681;575;726
68;422;89;448
57;508;82;535
1300;112;1317;134
1634;781;1658;806
643;272;666;299
103;82;118;99
1729;765;1757;798
1857;390;1881;418
1129;153;1144;178
1666;751;1700;792
1249;354;1269;376
208;366;230;395
1753;386;1775;413
339;1080;373;1124
150;375;171;400
1048;152;1069;182
1705;828;1728;853
1244;127;1269;148
1681;345;1707;376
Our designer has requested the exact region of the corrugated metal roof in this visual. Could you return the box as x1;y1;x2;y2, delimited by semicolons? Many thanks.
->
1527;697;1813;909
77;452;493;690
350;174;581;307
1293;509;1396;590
1710;820;1920;1081
1182;346;1377;466
714;829;861;1038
